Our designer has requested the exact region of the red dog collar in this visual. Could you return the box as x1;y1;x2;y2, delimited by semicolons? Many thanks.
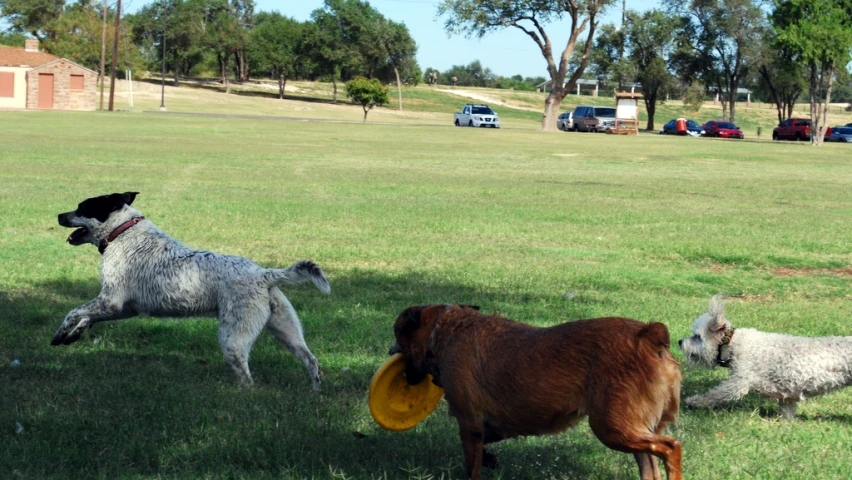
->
99;217;145;254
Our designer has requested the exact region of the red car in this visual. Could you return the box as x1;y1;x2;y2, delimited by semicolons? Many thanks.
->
702;120;744;139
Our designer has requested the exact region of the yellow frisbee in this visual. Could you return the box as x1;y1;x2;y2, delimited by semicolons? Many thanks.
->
369;353;444;431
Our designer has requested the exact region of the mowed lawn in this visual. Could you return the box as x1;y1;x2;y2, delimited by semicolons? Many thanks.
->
1;110;851;479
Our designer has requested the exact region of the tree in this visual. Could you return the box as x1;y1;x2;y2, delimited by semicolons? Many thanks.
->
0;30;26;46
664;0;766;123
308;0;365;103
248;12;304;99
44;1;143;72
623;9;678;131
590;23;634;89
374;18;417;111
441;60;495;87
773;0;852;146
0;0;66;42
345;76;388;121
229;0;254;82
202;0;242;93
438;0;614;131
751;34;806;125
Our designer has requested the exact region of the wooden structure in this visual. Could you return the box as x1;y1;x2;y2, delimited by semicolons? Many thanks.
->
608;92;643;135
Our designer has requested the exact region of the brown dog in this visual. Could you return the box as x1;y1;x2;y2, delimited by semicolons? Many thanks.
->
390;304;682;480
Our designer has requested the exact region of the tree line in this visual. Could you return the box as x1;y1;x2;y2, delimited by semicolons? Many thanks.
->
0;0;420;107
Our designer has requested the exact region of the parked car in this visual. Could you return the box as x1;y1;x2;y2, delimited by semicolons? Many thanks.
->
571;106;617;132
827;126;852;142
772;118;814;140
660;119;704;136
556;111;574;131
454;104;500;128
702;120;744;139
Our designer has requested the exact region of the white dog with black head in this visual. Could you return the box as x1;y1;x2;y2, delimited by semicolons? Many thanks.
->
54;192;330;390
678;295;852;418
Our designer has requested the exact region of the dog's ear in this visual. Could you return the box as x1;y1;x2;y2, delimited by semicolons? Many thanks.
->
120;192;139;206
638;322;671;348
396;307;422;336
459;304;480;311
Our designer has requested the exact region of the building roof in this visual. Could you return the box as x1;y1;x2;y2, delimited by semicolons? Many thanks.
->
0;45;59;68
29;58;99;75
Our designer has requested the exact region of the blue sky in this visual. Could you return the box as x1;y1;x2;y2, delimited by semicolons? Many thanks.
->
276;0;660;78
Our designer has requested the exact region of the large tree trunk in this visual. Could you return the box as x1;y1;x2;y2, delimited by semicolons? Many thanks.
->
542;86;566;131
332;73;338;104
729;76;739;124
759;66;784;125
645;92;657;131
394;66;403;111
172;49;180;86
278;72;284;99
811;60;835;147
219;53;231;94
217;53;224;84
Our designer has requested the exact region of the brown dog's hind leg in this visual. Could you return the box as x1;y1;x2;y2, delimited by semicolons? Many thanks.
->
633;453;662;480
625;435;681;480
590;418;681;480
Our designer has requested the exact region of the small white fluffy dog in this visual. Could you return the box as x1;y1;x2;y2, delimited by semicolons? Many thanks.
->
678;295;852;418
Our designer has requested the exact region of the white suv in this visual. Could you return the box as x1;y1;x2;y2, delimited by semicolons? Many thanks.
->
556;111;574;131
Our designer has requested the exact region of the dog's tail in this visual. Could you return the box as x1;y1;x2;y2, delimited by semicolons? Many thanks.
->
262;260;330;294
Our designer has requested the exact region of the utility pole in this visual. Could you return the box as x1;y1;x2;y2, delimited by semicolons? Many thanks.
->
619;0;626;59
108;0;121;111
99;0;107;110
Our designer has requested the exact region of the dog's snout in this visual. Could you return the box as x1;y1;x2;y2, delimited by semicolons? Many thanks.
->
389;342;401;356
677;339;684;348
58;212;74;227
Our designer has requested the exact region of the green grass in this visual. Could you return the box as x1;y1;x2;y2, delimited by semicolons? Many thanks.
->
1;102;851;479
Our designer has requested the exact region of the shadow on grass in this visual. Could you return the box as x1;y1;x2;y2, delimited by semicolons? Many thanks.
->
1;270;627;478
137;77;343;107
680;370;852;423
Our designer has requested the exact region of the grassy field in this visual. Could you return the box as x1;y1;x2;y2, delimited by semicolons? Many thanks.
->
1;88;851;479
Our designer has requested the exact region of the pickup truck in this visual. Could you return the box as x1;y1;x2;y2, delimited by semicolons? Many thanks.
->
772;118;831;141
454;104;501;128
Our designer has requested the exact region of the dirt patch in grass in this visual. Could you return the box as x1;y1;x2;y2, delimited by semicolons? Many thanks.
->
772;267;852;277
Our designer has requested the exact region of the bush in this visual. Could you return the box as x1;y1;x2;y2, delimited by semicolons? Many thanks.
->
345;77;389;121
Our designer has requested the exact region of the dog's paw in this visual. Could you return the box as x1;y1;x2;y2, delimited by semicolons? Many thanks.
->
482;450;498;470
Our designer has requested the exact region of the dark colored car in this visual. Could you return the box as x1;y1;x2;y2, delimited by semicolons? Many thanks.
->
702;120;744;139
660;119;704;136
827;126;852;143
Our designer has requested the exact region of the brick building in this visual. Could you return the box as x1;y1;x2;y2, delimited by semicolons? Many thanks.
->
0;39;98;110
